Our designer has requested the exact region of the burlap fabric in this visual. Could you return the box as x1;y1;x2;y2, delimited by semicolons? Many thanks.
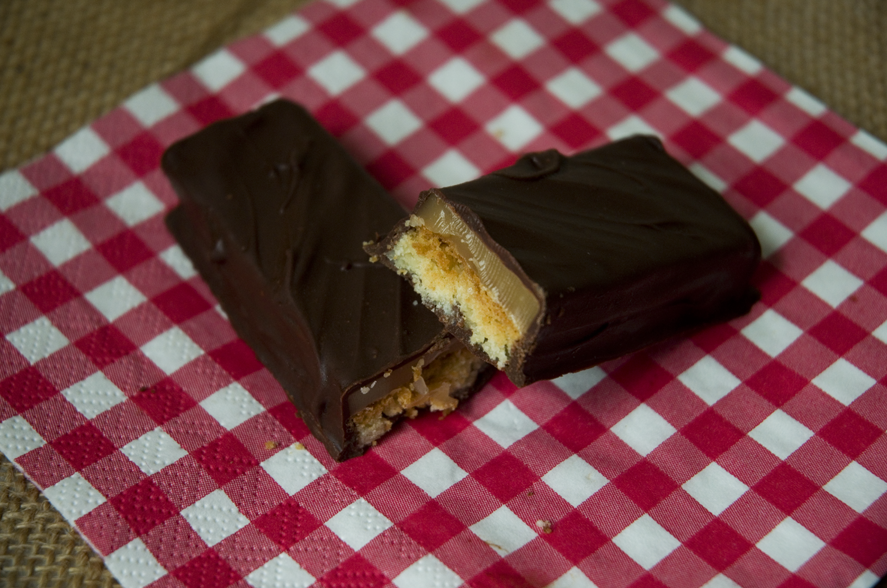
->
0;1;884;586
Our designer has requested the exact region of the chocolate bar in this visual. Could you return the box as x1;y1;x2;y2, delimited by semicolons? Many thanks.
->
367;136;761;387
162;100;487;461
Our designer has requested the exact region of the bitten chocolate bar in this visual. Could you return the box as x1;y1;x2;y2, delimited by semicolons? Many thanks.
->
367;136;761;387
162;100;487;461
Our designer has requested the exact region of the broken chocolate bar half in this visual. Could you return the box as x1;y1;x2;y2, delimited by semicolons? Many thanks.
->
366;136;761;387
162;100;488;461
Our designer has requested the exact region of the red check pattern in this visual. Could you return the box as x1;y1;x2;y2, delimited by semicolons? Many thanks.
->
1;0;886;586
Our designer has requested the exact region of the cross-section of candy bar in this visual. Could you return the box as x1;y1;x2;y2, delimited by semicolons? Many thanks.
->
367;137;761;387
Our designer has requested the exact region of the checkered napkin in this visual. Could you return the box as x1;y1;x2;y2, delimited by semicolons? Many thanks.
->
1;0;886;586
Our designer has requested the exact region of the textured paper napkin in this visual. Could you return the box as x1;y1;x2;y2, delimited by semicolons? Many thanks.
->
0;0;886;587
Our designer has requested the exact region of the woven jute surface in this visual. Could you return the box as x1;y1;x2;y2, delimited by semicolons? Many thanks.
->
0;1;885;586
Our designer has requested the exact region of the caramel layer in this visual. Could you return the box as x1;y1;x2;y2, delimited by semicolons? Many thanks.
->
386;193;541;368
349;346;484;447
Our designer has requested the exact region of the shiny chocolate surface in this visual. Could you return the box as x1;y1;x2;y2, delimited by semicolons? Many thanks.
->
162;100;452;460
375;137;761;386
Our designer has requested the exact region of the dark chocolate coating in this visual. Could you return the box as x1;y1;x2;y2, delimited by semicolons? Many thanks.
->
161;100;451;460
379;136;761;386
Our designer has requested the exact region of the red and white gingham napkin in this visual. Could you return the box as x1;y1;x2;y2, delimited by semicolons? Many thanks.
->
1;0;886;586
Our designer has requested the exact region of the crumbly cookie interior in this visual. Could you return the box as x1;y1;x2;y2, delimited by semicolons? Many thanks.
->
349;346;484;448
387;225;521;368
